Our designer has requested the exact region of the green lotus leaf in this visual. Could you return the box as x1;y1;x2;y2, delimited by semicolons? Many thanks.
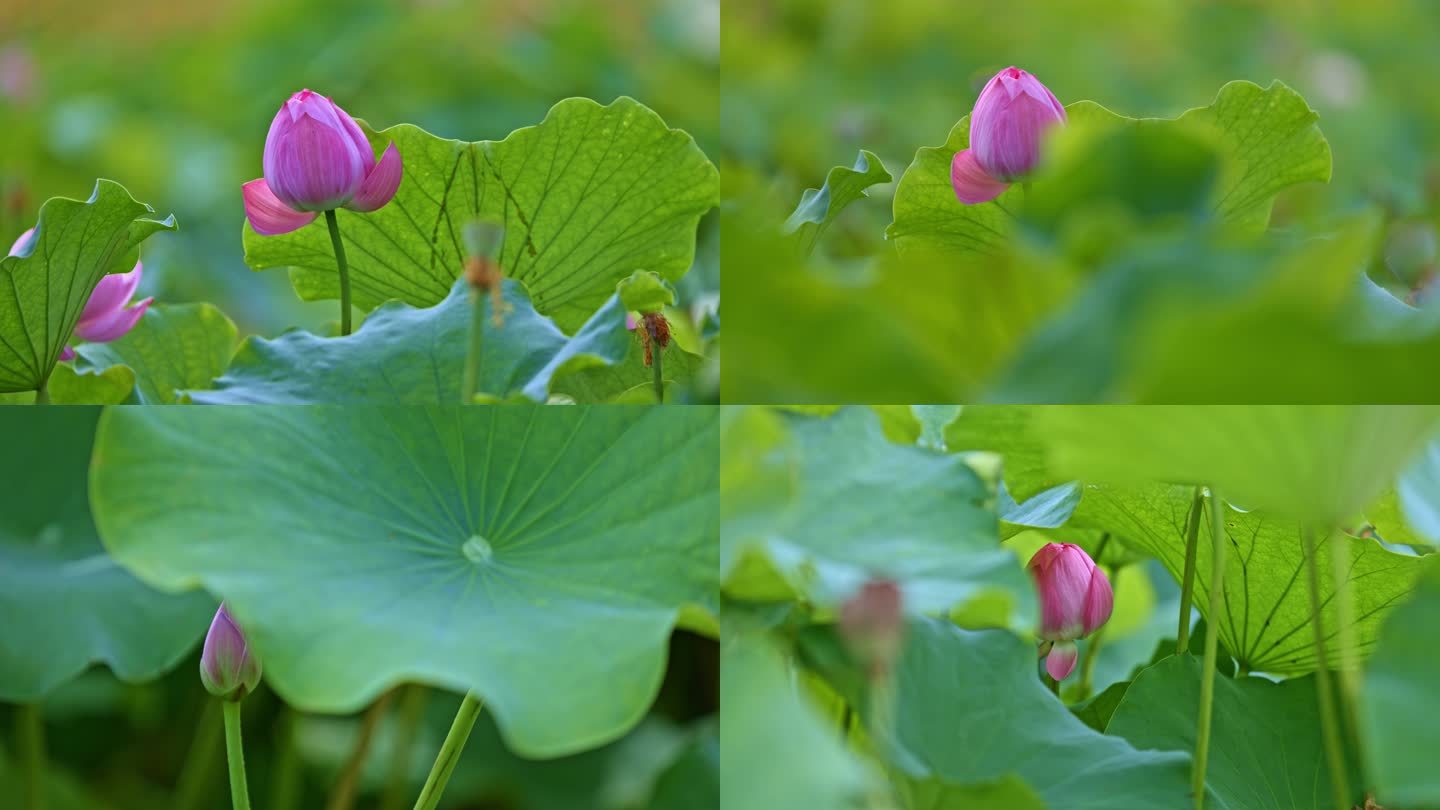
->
90;406;718;757
1072;484;1425;675
617;270;675;314
799;618;1198;809
721;407;1035;630
550;336;704;404
719;634;873;810
1108;654;1362;809
1361;557;1440;805
0;363;136;405
188;280;631;404
785;149;892;249
75;303;238;404
0;408;212;701
0;180;175;393
243;97;718;332
1038;405;1440;525
896;776;1047;810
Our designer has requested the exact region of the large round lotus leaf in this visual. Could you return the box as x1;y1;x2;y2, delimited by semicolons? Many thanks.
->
0;408;212;701
91;406;718;757
1361;556;1440;805
1108;654;1363;809
798;618;1198;809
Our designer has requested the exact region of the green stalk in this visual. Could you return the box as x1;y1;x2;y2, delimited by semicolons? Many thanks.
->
1176;487;1204;653
324;210;353;337
268;709;303;810
19;703;44;810
328;691;394;810
1076;624;1106;702
222;701;253;810
33;377;49;405
651;337;665;403
381;686;430;810
461;287;484;403
1192;489;1227;810
1306;526;1352;810
412;692;484;810
174;699;222;810
1329;528;1363;755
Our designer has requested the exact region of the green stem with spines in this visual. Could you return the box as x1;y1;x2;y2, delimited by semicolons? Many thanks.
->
1328;528;1364;757
1176;487;1204;653
412;692;484;810
325;210;352;337
222;700;253;810
1192;489;1227;810
651;334;664;403
1306;526;1352;810
19;703;44;810
461;287;484;403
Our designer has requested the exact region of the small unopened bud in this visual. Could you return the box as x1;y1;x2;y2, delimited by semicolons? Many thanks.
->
200;603;262;701
839;579;904;680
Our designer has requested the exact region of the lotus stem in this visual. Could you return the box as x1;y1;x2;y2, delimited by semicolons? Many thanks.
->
1192;489;1227;809
324;210;352;337
412;692;483;810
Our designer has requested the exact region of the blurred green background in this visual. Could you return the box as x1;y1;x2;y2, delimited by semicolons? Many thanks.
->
0;0;718;338
723;0;1440;231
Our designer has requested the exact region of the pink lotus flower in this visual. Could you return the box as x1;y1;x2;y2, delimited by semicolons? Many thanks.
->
950;67;1066;206
839;579;904;680
242;89;402;236
8;228;151;360
200;603;262;701
1026;543;1113;681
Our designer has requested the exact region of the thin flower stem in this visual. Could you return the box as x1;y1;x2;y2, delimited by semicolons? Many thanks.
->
1328;528;1364;756
1306;526;1352;810
328;690;395;810
1177;487;1204;653
325;210;353;337
652;341;665;403
461;288;484;403
380;686;430;810
222;700;253;810
19;703;44;810
1077;616;1106;701
412;692;484;810
1192;489;1227;810
268;709;303;810
174;699;222;810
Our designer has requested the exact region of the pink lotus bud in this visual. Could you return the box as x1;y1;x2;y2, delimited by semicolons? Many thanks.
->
839;579;905;680
9;228;151;360
243;89;403;236
950;66;1066;206
1026;543;1113;680
200;603;262;701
